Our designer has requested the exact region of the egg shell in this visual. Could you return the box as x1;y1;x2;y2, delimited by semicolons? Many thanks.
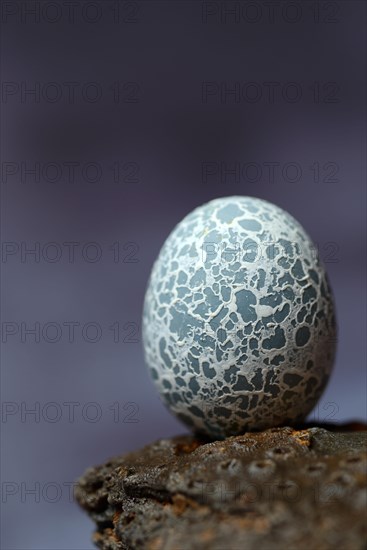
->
142;196;337;439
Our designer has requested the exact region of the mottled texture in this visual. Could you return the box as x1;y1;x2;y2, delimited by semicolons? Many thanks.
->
76;424;367;550
143;196;337;438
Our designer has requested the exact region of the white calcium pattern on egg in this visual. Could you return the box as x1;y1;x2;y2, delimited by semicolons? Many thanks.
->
142;196;337;439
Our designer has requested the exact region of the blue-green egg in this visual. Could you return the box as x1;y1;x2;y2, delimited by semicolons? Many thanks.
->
142;196;336;439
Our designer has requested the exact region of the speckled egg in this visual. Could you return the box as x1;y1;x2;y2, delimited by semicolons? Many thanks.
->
142;196;336;439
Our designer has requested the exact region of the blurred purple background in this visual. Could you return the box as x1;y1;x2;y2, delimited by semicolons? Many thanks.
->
1;1;366;548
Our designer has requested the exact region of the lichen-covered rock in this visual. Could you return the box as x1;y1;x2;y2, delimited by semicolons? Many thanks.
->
76;424;367;550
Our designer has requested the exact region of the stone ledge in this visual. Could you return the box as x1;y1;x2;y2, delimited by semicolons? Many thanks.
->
76;423;367;550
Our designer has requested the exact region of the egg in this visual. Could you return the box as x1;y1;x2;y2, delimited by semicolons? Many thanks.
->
142;196;337;439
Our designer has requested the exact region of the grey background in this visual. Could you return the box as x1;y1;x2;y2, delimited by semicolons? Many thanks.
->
1;1;366;548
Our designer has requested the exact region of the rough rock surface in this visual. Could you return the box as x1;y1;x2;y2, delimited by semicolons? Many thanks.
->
76;423;367;550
